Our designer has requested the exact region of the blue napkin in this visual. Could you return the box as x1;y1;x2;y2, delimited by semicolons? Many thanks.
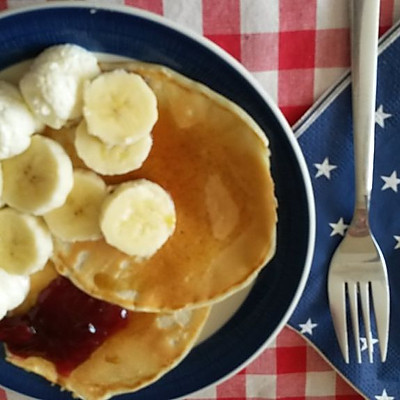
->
288;21;400;400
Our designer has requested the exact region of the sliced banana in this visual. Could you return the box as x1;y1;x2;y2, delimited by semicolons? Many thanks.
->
100;179;176;259
44;169;107;242
74;121;153;175
0;208;53;277
0;81;41;160
2;135;73;215
83;70;158;146
0;268;30;320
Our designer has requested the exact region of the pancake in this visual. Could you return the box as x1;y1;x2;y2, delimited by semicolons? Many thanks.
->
50;61;277;312
4;263;210;400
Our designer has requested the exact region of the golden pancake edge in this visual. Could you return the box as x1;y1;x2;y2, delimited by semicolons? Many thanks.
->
7;263;210;400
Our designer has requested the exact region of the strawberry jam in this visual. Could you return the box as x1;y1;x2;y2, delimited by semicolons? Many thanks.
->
0;276;129;376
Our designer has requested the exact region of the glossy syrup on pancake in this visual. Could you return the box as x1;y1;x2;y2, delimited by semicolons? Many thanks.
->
51;61;277;312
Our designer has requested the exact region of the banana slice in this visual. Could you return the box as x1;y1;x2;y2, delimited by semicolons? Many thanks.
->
0;81;41;160
100;179;176;259
44;169;107;241
0;268;30;320
2;135;73;215
0;208;53;276
83;70;158;145
75;121;153;175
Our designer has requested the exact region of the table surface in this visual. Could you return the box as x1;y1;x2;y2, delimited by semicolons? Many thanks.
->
1;0;398;399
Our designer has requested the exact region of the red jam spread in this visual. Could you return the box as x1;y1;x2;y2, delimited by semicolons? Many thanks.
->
0;276;129;376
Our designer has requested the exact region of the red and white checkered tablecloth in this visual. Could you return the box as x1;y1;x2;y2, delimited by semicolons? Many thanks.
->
0;1;398;399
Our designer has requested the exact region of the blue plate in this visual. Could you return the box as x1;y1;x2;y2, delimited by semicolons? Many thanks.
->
0;3;315;400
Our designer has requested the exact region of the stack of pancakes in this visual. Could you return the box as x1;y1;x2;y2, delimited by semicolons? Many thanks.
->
6;61;277;400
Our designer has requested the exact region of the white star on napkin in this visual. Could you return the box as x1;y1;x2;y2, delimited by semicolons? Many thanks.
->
375;389;395;400
299;318;318;335
329;217;348;237
360;336;379;352
394;235;400;249
381;170;400;192
314;157;337;179
375;105;392;128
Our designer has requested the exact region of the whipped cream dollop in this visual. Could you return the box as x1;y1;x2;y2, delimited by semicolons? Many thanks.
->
0;81;41;160
20;44;100;129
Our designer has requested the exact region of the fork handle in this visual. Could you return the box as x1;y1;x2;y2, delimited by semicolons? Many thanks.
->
351;0;380;212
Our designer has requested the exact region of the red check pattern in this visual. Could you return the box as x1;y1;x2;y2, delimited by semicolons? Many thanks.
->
1;1;398;399
187;327;363;400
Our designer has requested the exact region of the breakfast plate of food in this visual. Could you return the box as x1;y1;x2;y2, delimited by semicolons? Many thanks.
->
0;3;315;400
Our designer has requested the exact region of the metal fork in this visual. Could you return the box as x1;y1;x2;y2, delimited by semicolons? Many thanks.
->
327;0;390;363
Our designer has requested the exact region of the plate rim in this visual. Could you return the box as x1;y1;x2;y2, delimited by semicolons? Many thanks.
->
0;2;316;399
